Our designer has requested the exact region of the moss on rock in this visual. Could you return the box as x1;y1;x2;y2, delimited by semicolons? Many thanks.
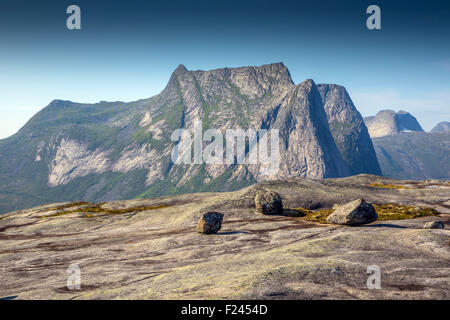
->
38;203;169;218
292;203;439;224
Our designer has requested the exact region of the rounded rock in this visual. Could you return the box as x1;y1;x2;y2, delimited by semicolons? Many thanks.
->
254;190;283;215
327;199;377;226
197;212;224;234
423;221;445;229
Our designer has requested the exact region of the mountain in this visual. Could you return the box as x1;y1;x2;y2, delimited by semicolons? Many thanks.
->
317;84;381;175
430;121;450;133
372;131;450;180
362;110;449;180
0;63;380;214
364;110;424;138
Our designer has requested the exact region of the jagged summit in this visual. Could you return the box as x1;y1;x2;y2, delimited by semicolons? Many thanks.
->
173;64;188;74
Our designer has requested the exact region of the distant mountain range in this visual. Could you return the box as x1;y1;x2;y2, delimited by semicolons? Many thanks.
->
0;63;382;214
371;131;450;180
363;110;449;180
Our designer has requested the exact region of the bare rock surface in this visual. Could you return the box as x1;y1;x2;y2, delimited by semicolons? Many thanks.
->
0;175;449;300
327;199;377;225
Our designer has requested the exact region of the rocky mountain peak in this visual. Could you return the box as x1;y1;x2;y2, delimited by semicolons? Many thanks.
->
0;62;383;214
430;121;450;133
170;62;294;99
317;84;381;175
269;78;350;179
395;110;423;131
363;109;424;138
174;64;188;73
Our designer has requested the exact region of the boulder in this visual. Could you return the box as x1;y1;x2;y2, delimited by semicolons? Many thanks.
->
327;199;377;225
423;221;445;229
197;212;224;234
255;190;283;215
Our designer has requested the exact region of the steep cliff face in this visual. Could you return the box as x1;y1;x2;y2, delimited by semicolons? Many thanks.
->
364;110;424;138
270;80;349;179
317;84;381;175
0;63;381;214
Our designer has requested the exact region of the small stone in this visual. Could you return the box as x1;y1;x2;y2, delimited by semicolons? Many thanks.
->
197;212;224;234
254;190;283;215
327;199;377;226
423;221;445;229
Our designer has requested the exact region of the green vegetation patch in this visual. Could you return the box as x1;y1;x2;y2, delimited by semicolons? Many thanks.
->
293;207;334;224
292;203;439;224
38;203;169;219
373;204;439;221
34;201;91;215
368;183;410;189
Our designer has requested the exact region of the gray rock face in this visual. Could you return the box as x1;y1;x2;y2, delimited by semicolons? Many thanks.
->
423;221;445;229
430;121;450;133
364;110;424;138
317;84;381;175
254;190;283;215
0;62;381;214
269;80;350;179
197;212;224;234
327;199;378;225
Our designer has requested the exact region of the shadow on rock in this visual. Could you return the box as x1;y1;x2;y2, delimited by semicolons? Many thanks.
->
364;223;407;229
217;231;250;235
279;209;306;217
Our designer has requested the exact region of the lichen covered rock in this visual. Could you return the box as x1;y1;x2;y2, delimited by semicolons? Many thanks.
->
197;212;224;234
255;190;283;215
327;198;377;225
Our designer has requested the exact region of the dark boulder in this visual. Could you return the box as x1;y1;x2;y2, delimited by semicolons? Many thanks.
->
423;221;445;229
255;190;283;215
197;212;224;234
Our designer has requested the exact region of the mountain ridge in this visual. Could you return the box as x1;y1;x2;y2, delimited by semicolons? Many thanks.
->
372;131;450;180
0;62;381;214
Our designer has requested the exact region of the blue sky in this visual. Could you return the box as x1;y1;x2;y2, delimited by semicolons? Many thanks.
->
0;0;449;138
